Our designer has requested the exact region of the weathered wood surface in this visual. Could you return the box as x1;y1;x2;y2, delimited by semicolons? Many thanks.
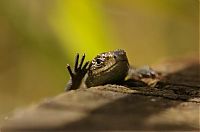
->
1;55;200;131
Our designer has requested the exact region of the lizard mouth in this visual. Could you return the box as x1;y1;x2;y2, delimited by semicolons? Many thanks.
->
91;60;128;76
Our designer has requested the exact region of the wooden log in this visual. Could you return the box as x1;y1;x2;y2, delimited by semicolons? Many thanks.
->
1;55;199;131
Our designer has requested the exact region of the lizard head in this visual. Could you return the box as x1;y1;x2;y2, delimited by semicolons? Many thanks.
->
86;49;129;87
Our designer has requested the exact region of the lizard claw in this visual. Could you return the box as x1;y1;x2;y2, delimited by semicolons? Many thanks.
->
66;53;91;91
66;64;73;78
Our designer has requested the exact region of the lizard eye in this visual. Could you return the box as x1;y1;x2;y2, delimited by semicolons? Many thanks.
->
96;58;104;65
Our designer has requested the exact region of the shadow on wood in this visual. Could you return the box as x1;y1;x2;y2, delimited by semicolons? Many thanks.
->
52;64;199;131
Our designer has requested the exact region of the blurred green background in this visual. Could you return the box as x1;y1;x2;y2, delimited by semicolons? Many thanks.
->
0;0;198;123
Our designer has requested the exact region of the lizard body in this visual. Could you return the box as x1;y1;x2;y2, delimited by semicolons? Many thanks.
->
66;49;159;91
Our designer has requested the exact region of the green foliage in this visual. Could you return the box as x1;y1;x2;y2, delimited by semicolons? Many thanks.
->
49;0;115;60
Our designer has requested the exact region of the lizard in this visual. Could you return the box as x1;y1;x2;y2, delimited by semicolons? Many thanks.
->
65;49;160;91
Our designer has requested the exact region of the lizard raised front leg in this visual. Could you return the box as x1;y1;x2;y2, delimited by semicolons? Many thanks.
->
65;53;91;91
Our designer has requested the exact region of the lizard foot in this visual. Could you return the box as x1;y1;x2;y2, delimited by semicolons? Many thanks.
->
127;65;161;87
65;53;92;91
135;65;158;79
136;65;161;87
